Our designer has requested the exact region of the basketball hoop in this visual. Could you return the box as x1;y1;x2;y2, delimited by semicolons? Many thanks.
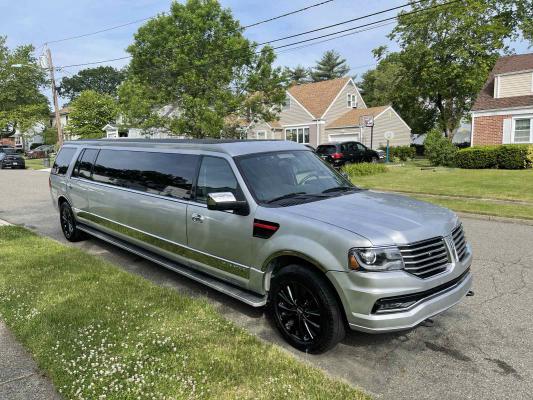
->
359;115;374;127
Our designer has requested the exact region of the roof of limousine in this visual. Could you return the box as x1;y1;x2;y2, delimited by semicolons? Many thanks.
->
64;139;308;157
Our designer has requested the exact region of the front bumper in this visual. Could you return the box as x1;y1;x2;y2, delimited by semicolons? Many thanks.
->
327;247;473;333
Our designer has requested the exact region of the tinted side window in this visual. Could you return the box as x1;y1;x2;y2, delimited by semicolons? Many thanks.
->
195;157;239;203
92;150;198;199
52;147;76;175
73;149;99;180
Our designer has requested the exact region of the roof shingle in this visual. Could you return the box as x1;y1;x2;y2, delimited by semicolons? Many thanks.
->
472;53;533;112
326;106;389;129
288;77;350;118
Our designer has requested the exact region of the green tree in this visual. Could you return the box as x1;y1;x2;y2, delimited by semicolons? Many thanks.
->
59;66;125;101
358;48;436;135
424;128;457;166
285;65;310;84
310;50;350;82
121;0;286;138
0;36;49;140
389;0;531;138
69;90;118;139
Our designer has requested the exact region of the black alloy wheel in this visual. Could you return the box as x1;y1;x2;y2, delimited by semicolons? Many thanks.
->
270;265;345;353
59;202;85;242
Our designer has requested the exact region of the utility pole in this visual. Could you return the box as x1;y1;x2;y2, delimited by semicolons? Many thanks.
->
45;47;64;147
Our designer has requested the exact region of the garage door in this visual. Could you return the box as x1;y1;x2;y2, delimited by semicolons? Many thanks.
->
328;133;359;142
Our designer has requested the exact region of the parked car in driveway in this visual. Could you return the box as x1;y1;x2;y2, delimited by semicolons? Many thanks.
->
50;139;473;353
26;145;55;159
316;141;380;168
0;147;25;169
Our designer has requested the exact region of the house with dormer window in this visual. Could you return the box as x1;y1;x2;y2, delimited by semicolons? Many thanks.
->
246;76;411;149
471;53;533;145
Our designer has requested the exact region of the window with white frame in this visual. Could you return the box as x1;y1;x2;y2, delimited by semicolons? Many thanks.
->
282;96;291;111
347;93;357;108
285;127;309;144
513;118;532;143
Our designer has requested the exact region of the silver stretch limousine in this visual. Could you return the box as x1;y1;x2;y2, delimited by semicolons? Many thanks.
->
50;139;473;353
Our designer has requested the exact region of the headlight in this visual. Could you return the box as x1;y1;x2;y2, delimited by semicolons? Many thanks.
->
348;247;404;272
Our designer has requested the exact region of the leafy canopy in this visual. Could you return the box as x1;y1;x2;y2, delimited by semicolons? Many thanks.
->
387;0;531;137
68;90;118;139
59;66;125;101
0;36;49;138
284;65;311;84
310;50;350;82
120;0;287;138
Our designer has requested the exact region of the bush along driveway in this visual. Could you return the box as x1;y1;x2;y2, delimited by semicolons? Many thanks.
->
348;160;533;220
0;226;369;400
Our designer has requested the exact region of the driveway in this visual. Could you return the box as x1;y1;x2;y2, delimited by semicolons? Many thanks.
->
1;169;532;399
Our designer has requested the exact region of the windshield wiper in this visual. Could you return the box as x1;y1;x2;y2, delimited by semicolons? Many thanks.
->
266;192;308;204
321;186;357;194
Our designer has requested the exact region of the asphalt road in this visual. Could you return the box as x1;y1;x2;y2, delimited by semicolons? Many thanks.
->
1;169;532;399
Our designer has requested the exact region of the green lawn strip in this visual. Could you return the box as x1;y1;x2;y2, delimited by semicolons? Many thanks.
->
408;194;533;220
24;157;54;170
0;226;369;400
352;164;533;203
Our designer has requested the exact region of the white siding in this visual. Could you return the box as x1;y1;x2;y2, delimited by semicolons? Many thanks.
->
498;72;533;98
359;108;411;149
322;81;366;121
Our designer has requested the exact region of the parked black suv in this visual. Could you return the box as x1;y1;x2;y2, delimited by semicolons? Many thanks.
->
316;141;380;167
0;147;26;169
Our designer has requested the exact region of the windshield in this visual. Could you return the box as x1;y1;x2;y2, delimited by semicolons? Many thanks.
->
2;148;16;155
236;150;355;205
316;145;336;155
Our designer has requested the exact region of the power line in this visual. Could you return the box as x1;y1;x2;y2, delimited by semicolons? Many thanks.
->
55;0;460;70
243;0;334;29
42;0;335;46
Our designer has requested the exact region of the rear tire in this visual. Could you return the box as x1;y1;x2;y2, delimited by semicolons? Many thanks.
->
269;264;345;353
60;201;85;242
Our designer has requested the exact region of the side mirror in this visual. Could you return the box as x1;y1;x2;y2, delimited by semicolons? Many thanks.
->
206;192;249;215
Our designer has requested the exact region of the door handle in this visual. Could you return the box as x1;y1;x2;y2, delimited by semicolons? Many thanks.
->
191;213;204;223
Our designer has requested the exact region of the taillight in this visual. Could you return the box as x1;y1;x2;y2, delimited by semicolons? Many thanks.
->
253;219;279;239
332;152;343;160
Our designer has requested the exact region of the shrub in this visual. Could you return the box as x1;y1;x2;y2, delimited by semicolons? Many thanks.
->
343;162;387;177
455;146;499;169
496;144;533;169
424;128;458;167
380;145;416;161
455;144;533;169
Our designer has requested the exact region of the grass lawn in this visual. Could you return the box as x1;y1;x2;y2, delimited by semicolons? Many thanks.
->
24;156;54;170
0;226;369;400
349;160;533;220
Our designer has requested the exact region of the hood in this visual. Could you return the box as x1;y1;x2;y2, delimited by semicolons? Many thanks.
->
285;190;458;246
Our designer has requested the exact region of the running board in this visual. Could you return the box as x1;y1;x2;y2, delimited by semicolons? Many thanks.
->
77;224;267;307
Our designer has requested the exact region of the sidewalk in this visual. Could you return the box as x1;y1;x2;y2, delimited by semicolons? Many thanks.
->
0;221;60;399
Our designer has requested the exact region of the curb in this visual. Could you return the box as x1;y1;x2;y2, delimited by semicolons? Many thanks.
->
456;212;533;226
0;219;12;226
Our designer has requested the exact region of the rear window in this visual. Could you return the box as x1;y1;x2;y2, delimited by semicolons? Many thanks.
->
92;150;199;199
51;147;76;175
316;145;336;155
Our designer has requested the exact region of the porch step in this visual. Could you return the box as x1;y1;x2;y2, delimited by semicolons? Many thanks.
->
77;224;268;307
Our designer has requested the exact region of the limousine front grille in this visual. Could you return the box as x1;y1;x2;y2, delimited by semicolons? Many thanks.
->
399;237;450;279
452;224;468;261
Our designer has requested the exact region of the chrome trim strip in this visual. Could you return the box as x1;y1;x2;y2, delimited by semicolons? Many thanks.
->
74;209;249;278
69;177;207;208
76;224;266;307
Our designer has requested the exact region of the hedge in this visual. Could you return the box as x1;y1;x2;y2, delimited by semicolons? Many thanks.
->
456;144;533;169
379;145;416;161
454;146;499;169
343;162;388;177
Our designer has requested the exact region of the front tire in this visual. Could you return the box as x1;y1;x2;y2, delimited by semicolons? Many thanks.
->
270;265;345;353
60;201;85;242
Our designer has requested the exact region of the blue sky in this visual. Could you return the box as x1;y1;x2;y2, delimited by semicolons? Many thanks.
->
1;0;531;106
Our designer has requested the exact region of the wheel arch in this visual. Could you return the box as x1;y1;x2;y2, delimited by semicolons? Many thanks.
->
262;251;349;326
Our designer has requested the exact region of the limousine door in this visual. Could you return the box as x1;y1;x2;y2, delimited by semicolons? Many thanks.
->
186;156;252;287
